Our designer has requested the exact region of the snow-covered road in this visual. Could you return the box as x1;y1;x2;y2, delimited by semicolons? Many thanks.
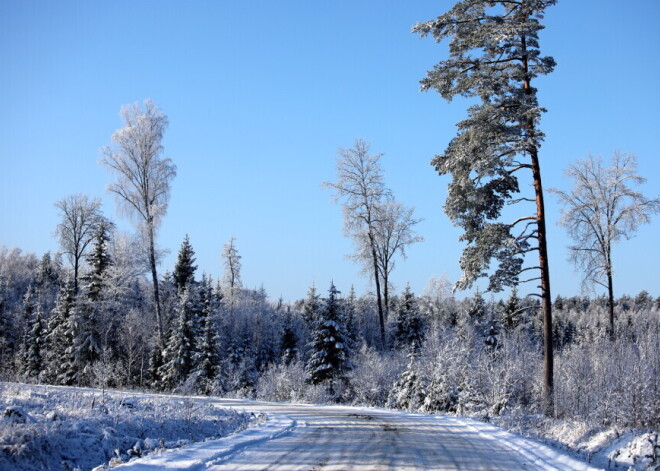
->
118;397;600;471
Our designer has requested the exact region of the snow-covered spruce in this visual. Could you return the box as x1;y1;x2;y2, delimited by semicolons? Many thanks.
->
305;282;352;389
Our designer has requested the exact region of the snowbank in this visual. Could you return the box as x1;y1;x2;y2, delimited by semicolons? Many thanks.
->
115;410;297;470
0;383;252;471
490;413;660;470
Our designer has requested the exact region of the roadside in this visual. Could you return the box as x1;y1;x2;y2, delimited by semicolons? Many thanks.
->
489;413;659;470
0;383;253;471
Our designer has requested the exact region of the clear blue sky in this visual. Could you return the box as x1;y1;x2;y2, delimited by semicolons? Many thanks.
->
2;0;659;302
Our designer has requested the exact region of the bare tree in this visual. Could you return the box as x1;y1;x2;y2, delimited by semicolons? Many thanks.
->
54;194;102;294
221;237;242;300
101;100;176;344
551;152;660;339
353;201;423;321
325;139;389;346
325;139;421;347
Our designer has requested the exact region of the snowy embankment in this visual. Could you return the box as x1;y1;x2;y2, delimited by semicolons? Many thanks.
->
115;409;297;470
0;383;255;471
490;414;660;471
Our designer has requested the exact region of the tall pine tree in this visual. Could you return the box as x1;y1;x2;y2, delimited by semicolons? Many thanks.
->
414;0;557;414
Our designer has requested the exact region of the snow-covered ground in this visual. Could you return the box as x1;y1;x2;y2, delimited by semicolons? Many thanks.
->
0;383;252;471
4;382;656;470
490;414;660;471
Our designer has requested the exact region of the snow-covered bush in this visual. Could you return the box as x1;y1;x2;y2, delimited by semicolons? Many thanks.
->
256;360;308;403
346;345;404;407
555;320;660;427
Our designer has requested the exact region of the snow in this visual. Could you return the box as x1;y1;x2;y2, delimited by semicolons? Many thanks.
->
490;413;660;470
440;415;597;471
0;383;252;471
1;382;612;470
116;410;297;470
115;398;600;470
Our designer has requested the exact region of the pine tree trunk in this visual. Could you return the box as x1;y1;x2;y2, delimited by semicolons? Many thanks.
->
522;34;553;417
531;149;554;417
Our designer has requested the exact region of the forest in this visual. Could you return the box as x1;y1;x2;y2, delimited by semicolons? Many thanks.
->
1;239;658;429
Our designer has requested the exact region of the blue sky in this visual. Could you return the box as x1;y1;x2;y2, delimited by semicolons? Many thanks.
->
1;0;659;302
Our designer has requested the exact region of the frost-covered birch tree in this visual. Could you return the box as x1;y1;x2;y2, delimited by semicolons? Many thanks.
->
551;152;660;339
355;201;423;322
221;237;241;299
414;0;557;414
325;140;389;346
101;100;176;344
325;139;421;347
54;194;103;294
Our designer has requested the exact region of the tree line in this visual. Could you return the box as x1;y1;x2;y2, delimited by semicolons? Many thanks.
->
1;240;658;428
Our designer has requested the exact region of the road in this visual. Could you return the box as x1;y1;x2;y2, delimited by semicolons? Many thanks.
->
119;398;600;471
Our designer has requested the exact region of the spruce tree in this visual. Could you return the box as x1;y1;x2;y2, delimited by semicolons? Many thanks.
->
235;355;258;397
343;285;359;349
76;220;114;384
33;252;62;326
19;285;36;340
75;297;102;384
306;283;351;385
193;276;219;392
414;0;557;414
43;279;77;385
159;271;179;335
159;288;195;390
35;252;60;290
148;343;165;389
0;289;13;378
501;287;522;332
280;309;299;364
59;302;85;386
302;284;322;325
21;306;45;380
483;317;500;354
83;219;113;302
392;285;424;351
423;368;458;413
466;289;487;332
390;350;425;411
173;234;197;293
